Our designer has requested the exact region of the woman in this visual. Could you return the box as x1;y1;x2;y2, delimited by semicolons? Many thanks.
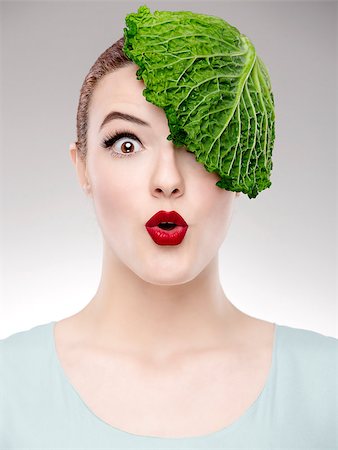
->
1;8;336;449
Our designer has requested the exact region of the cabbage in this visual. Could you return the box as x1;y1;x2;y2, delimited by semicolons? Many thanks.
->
123;5;275;198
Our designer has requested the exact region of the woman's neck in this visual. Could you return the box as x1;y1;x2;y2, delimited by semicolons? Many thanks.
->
74;249;245;361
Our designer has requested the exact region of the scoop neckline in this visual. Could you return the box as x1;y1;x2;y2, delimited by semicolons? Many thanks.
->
48;320;278;441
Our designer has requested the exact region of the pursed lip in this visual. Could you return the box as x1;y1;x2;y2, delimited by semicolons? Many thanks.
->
145;210;188;228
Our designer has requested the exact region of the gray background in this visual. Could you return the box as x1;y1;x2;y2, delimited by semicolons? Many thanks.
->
0;1;337;338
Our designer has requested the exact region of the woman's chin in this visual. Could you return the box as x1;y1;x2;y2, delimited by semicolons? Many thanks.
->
135;264;199;287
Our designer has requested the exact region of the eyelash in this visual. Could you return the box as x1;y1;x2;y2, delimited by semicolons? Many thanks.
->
101;129;143;158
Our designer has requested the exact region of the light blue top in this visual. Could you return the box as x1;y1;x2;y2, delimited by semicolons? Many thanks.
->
0;321;337;449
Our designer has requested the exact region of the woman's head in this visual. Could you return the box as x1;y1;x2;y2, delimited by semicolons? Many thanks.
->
70;38;239;285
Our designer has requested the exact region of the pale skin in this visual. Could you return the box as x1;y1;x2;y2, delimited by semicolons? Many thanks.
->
55;63;275;438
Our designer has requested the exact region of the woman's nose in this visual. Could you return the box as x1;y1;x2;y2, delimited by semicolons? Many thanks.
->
149;143;185;199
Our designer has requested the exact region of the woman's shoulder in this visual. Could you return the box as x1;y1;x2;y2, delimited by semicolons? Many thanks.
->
0;321;54;370
0;321;53;344
276;323;337;352
275;323;337;383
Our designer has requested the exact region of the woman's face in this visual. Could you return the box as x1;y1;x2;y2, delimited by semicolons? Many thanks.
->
76;63;239;285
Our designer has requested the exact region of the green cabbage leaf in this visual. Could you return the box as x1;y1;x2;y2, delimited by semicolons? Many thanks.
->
123;5;275;198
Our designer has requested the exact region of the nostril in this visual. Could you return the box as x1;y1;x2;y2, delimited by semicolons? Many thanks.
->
154;188;180;195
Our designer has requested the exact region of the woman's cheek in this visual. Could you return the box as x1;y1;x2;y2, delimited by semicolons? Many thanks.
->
203;187;235;241
90;173;123;231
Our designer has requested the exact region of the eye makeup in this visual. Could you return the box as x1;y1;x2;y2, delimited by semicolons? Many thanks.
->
100;129;144;158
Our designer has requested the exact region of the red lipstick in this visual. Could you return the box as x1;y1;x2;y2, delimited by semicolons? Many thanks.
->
145;210;188;245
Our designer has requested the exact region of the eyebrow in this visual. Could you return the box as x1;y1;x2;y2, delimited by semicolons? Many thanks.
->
99;111;150;131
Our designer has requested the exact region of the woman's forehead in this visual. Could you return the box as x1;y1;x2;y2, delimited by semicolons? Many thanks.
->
88;66;168;133
93;64;144;104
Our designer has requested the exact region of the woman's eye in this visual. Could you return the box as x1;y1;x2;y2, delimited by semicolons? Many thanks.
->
102;132;143;158
115;138;140;153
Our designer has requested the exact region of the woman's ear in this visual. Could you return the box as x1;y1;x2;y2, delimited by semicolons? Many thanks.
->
69;142;91;195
